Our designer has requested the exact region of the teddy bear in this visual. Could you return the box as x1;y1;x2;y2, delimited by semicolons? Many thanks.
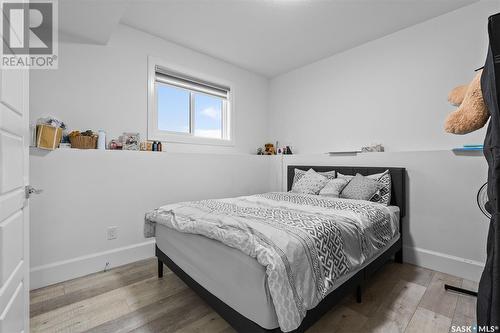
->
444;70;490;134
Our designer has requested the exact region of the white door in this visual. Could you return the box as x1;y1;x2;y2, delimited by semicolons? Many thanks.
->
0;64;30;330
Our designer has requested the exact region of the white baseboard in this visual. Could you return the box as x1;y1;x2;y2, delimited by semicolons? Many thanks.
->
30;240;156;290
404;246;485;282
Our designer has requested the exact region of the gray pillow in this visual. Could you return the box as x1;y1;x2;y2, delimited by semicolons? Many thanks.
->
291;169;329;195
338;170;392;205
292;168;336;188
319;178;349;198
340;173;383;201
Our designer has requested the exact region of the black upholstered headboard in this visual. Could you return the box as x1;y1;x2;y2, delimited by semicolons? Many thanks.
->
287;165;406;218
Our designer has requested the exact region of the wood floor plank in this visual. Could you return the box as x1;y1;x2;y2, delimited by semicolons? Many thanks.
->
83;289;197;333
130;299;212;333
405;307;452;333
384;262;434;287
419;271;462;319
174;312;233;333
30;284;65;305
307;305;368;333
361;280;427;332
343;263;418;317
31;297;131;333
451;279;478;329
30;259;158;317
31;272;185;333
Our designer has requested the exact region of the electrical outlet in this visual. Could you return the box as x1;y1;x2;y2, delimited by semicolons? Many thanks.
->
107;226;118;240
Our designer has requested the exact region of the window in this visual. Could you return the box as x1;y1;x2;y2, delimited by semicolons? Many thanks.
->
148;60;232;145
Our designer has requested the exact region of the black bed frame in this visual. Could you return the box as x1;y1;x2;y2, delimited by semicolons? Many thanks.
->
156;165;406;333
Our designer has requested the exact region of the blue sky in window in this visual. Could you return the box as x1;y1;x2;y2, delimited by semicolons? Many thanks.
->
157;83;222;138
194;93;222;138
157;84;189;132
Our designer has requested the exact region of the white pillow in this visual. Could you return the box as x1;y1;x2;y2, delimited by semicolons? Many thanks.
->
319;178;349;198
291;169;328;195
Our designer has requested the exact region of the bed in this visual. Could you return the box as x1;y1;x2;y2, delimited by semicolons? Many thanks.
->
145;165;406;333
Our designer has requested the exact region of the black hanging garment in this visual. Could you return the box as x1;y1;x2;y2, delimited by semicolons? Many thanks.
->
478;13;500;327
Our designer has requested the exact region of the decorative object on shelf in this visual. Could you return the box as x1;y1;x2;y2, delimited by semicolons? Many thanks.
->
121;132;140;150
97;130;106;150
108;139;122;150
257;147;264;155
37;116;66;130
285;146;293;155
361;144;384;152
478;182;490;219
452;144;484;152
327;150;362;155
34;116;66;150
36;124;63;150
264;143;276;155
69;130;98;149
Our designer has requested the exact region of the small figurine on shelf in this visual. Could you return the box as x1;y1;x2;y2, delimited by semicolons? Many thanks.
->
121;132;140;150
108;139;122;150
257;147;264;155
264;143;276;155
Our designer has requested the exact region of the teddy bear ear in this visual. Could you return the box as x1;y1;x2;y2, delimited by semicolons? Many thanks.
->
448;84;469;106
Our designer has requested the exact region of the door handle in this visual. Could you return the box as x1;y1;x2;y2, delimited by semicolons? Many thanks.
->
25;185;43;199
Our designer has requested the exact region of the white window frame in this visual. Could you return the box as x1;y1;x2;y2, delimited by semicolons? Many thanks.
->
147;56;235;146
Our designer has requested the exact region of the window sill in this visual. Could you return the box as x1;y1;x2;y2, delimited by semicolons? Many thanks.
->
148;133;234;147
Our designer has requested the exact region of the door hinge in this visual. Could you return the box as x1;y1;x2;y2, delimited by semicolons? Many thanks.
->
25;185;43;199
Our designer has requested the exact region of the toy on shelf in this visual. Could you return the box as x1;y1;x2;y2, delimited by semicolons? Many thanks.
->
264;143;276;155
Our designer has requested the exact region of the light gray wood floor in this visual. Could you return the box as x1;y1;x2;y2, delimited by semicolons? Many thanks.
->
30;258;477;333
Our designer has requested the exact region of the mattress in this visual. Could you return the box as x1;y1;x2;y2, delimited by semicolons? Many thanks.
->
155;205;400;330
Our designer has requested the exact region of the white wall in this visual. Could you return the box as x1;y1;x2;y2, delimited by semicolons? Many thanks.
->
267;1;498;281
29;24;271;288
30;24;269;154
269;1;499;153
29;149;274;289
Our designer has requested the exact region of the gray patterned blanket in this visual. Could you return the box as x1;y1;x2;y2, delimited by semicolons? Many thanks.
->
144;192;398;332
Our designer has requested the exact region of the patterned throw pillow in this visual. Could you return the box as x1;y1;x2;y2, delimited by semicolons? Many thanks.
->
292;168;336;188
340;174;384;201
369;170;391;205
319;178;349;198
291;169;329;195
338;170;392;205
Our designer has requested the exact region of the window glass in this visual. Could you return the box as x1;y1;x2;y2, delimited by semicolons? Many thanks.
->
157;83;190;133
194;93;223;139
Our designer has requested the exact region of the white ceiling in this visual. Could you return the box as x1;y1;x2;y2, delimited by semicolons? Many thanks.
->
61;0;478;77
120;0;478;77
59;1;128;45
